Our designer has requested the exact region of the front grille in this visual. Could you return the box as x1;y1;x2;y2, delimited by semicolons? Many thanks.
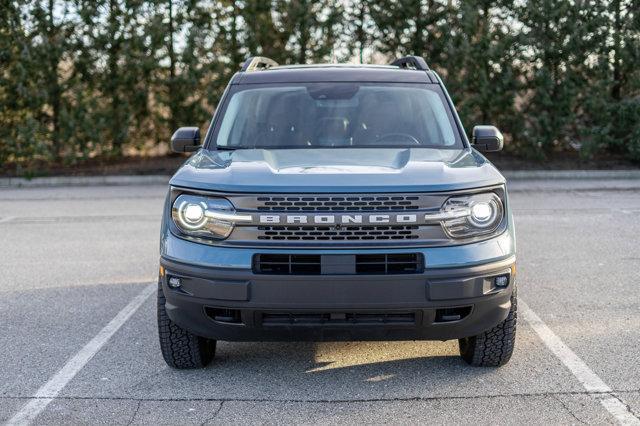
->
254;253;423;275
223;192;453;246
261;312;416;326
257;225;420;241
256;195;421;211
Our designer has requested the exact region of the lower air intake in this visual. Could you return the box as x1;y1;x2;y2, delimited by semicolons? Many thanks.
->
434;306;472;323
205;308;243;324
253;253;423;275
262;312;416;326
355;253;423;274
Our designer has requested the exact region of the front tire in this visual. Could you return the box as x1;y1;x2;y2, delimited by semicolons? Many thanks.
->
458;286;517;367
157;281;216;369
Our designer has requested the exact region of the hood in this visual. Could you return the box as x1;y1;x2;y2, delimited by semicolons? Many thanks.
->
169;148;505;193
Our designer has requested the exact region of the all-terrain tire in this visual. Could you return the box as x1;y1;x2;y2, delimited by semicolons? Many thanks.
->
458;286;517;367
157;281;216;369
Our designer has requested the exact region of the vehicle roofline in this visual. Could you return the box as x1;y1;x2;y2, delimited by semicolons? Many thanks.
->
229;80;440;85
271;64;399;70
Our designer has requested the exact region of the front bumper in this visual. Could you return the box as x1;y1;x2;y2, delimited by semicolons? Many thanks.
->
159;253;515;342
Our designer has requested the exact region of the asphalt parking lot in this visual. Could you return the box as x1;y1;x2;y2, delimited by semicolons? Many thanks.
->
1;180;639;425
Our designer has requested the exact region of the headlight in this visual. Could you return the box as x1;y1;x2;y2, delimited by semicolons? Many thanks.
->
437;192;504;238
171;194;249;240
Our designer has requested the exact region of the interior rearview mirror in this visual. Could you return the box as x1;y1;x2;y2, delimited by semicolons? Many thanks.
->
171;127;201;153
472;125;503;152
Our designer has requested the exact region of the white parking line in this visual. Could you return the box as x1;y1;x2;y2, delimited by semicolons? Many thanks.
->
521;300;640;425
6;283;156;426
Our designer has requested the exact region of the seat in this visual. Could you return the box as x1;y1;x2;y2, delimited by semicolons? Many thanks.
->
352;92;416;146
313;116;351;146
252;94;308;147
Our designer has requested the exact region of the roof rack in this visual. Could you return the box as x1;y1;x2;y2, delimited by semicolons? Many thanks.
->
241;56;279;72
389;56;429;71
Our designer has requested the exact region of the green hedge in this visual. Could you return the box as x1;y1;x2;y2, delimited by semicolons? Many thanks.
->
1;0;639;174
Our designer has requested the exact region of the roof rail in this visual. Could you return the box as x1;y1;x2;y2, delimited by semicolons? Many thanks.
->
389;56;429;71
241;56;279;72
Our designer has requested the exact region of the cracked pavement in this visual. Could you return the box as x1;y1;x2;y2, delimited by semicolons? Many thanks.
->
1;182;639;424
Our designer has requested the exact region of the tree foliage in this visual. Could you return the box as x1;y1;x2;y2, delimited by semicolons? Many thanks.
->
1;0;639;173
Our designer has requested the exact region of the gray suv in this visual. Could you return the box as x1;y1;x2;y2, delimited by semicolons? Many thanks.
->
158;56;516;369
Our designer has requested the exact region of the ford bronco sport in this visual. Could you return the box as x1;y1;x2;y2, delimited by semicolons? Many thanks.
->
158;56;517;369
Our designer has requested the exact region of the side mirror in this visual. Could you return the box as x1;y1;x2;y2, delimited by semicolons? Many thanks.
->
171;127;201;153
472;125;503;152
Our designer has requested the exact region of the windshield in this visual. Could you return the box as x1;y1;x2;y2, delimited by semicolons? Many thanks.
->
213;83;461;149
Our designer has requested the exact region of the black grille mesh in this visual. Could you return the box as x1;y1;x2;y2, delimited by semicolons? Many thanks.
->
256;195;421;212
257;225;420;241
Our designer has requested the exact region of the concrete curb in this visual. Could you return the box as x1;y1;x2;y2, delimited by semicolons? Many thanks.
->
503;170;640;180
0;170;639;188
0;175;170;188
